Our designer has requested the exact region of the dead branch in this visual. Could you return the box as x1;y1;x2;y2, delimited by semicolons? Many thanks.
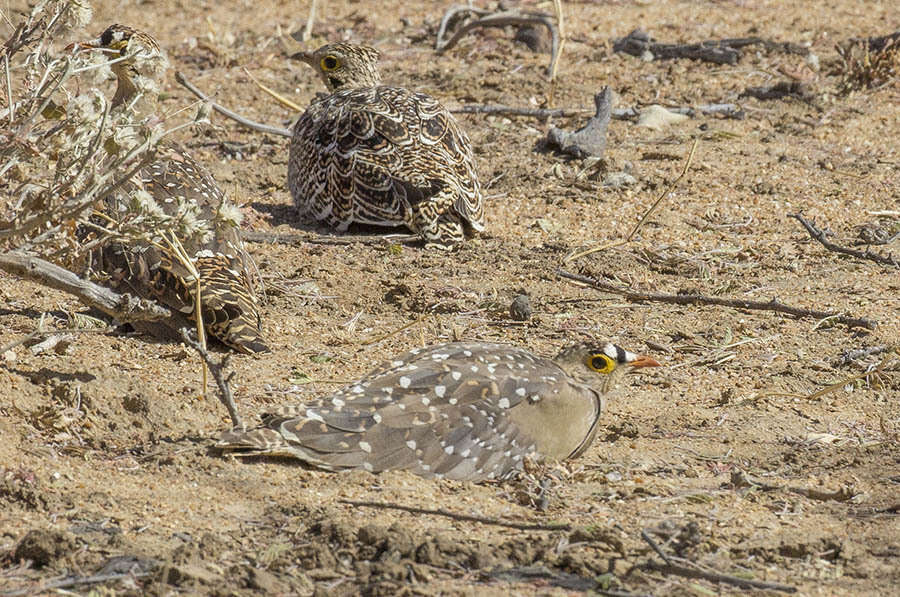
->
556;267;877;330
791;213;898;267
435;6;560;75
179;329;242;429
642;560;797;593
174;71;293;137
1;571;151;597
614;29;807;64
545;87;612;158
449;102;743;121
339;499;572;531
639;530;796;592
740;81;815;102
450;104;590;119
242;230;418;246
0;251;171;322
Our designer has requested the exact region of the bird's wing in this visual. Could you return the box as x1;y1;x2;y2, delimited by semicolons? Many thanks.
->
217;342;580;480
289;87;482;229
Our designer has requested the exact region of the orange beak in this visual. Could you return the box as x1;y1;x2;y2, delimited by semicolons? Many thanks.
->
630;354;661;369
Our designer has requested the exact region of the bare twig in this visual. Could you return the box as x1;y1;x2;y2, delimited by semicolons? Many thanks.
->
556;268;877;330
1;571;151;597
339;499;572;531
790;213;898;267
639;531;797;593
0;251;171;322
174;71;293;137
639;529;673;566
614;29;807;64
243;67;304;112
450;103;743;120
450;104;591;119
435;6;560;76
642;560;797;593
565;139;697;262
242;230;418;246
179;329;242;429
549;0;565;83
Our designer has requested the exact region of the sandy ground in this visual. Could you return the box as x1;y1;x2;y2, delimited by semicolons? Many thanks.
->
1;0;899;595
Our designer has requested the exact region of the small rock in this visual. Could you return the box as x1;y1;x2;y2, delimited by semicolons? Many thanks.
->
3;349;16;363
13;529;76;567
509;295;533;321
637;105;689;131
603;171;638;189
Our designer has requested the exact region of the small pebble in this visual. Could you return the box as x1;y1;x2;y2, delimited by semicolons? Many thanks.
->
509;294;532;321
637;105;689;131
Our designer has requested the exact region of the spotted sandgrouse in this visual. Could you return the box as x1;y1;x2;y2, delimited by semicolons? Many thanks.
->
218;341;659;481
76;25;267;353
287;43;485;249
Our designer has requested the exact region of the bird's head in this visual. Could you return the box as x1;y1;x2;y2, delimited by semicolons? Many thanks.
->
72;24;167;108
555;341;660;393
291;42;382;92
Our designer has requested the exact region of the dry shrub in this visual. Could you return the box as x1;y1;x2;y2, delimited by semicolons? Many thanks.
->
836;34;900;93
0;1;208;272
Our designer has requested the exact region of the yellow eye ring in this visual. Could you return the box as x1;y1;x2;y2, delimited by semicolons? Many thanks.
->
320;55;340;71
586;354;615;374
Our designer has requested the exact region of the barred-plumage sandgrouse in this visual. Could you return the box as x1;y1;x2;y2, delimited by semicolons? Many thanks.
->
77;25;267;353
287;43;484;249
218;341;659;481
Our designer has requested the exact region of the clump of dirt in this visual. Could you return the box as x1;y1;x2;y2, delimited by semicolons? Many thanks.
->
13;529;77;568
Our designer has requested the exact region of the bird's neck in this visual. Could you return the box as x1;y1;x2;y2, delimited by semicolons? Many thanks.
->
112;73;138;108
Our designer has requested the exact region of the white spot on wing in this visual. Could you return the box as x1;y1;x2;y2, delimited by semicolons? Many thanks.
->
399;376;411;388
359;441;372;453
434;385;446;398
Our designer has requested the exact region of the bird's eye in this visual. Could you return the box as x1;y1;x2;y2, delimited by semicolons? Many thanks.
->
321;55;340;71
586;354;615;374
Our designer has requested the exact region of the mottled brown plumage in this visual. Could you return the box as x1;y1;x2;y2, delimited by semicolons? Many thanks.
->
288;43;484;249
218;341;659;481
79;24;267;353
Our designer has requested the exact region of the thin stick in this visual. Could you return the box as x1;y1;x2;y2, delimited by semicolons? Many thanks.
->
0;251;171;322
297;0;318;41
243;67;304;112
800;353;895;400
435;8;560;76
565;139;698;262
164;233;208;396
360;314;426;346
174;71;293;137
642;560;797;593
242;230;418;246
339;499;572;531
1;571;151;597
639;529;673;566
790;213;898;267
179;329;242;429
556;268;876;330
450;102;743;120
625;139;697;242
549;0;565;82
639;531;797;592
450;104;591;119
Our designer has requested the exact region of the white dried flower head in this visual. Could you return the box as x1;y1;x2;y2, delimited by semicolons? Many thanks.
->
216;201;244;228
58;0;93;31
69;89;104;123
129;188;166;220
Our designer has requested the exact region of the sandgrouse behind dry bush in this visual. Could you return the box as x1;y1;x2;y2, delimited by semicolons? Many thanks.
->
76;25;267;353
288;43;484;249
218;341;659;481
